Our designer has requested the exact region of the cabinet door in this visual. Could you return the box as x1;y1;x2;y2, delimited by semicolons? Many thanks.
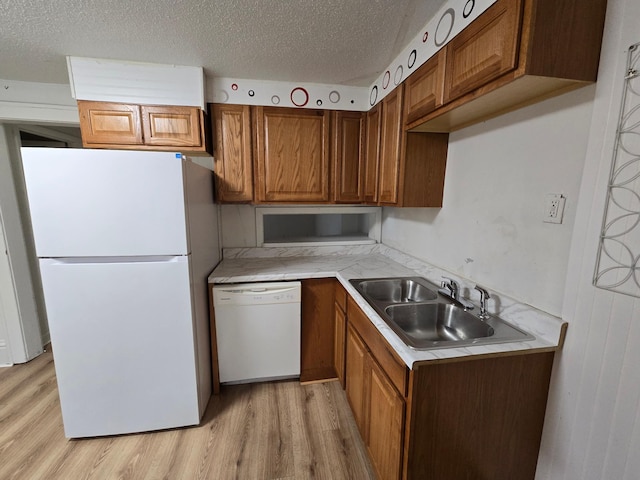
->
141;105;203;147
378;85;404;205
254;106;330;203
345;323;368;439
78;101;143;146
334;302;346;388
364;103;381;204
300;278;336;383
213;104;253;202
443;0;523;104
404;50;446;124
332;111;365;203
367;357;405;480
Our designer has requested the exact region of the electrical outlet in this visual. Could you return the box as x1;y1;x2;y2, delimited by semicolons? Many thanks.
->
544;194;566;224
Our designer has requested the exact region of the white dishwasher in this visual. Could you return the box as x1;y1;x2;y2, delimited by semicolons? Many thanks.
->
213;281;301;384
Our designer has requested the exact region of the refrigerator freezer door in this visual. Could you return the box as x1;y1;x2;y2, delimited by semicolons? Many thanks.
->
39;256;201;438
21;148;189;257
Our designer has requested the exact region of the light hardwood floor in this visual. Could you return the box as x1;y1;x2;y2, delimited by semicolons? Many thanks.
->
0;350;375;480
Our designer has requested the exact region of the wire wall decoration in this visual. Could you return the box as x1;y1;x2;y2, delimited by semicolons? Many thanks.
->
594;42;640;297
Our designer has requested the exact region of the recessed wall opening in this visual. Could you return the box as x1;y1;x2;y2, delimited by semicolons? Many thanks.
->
256;206;381;247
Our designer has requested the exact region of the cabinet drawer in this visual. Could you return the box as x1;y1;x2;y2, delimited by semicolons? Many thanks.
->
347;297;408;396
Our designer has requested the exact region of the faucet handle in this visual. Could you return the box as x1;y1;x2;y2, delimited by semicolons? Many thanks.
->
441;276;458;289
474;285;491;319
474;285;490;299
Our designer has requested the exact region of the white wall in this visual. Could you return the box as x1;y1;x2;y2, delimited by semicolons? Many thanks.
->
0;125;44;362
536;0;640;478
0;80;79;361
382;85;596;316
0;216;17;366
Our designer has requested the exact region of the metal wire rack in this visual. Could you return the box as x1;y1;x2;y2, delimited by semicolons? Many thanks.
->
593;41;640;297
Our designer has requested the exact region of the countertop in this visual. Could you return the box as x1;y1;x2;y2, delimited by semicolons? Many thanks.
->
209;245;566;368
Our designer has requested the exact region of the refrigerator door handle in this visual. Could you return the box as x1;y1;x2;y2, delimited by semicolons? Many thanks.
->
40;256;188;265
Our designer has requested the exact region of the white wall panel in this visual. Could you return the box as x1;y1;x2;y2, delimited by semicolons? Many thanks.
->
67;57;205;109
381;84;594;316
535;0;640;478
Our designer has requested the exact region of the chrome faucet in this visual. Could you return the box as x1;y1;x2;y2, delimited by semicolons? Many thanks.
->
474;285;491;320
439;277;474;310
440;277;459;300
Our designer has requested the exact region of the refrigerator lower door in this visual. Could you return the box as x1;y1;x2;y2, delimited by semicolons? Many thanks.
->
40;256;201;438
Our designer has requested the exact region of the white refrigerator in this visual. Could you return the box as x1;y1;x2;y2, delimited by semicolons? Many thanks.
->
21;147;220;438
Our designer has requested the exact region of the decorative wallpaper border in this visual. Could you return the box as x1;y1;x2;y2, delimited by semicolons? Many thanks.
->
207;0;497;111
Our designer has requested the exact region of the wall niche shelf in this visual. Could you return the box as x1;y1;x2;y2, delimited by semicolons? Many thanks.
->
256;206;381;247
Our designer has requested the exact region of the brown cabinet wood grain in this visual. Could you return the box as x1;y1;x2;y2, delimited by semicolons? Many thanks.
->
345;322;369;439
300;278;337;383
212;104;254;202
364;103;382;204
344;293;556;480
366;356;404;480
378;85;404;205
404;50;446;124
334;281;347;388
443;0;523;104
141;105;203;147
375;85;450;207
78;101;143;146
78;100;209;154
346;299;405;480
408;0;607;132
254;106;330;203
332;111;365;203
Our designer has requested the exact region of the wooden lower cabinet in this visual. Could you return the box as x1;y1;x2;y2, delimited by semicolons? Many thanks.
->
345;296;555;480
366;353;405;480
345;323;368;437
333;282;347;388
300;278;337;383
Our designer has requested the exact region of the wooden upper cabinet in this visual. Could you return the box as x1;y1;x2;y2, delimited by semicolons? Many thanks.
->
212;104;253;203
404;50;446;124
78;100;210;154
78;101;143;145
254;106;330;203
364;103;382;204
443;0;523;104
409;0;607;132
332;111;365;203
378;85;404;205
141;105;203;147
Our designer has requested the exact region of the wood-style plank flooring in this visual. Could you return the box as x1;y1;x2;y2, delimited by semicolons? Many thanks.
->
0;350;375;479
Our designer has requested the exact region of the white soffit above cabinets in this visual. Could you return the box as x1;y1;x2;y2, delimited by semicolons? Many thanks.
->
67;57;205;110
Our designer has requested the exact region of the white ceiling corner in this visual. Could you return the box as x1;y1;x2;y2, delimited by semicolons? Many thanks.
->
0;0;447;87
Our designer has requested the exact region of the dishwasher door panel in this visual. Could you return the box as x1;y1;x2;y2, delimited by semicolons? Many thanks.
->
214;282;301;384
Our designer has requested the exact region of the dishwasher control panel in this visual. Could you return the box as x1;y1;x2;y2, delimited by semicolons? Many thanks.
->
213;281;301;306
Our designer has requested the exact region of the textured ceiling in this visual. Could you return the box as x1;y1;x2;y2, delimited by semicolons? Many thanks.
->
0;0;447;86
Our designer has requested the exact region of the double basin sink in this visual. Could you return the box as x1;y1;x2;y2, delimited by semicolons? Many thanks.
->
349;277;533;350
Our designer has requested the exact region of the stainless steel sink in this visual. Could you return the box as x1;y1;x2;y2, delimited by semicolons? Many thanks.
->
349;277;534;350
385;303;494;343
357;277;438;303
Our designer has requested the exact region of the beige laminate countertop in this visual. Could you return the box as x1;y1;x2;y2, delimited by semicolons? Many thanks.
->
209;246;566;368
